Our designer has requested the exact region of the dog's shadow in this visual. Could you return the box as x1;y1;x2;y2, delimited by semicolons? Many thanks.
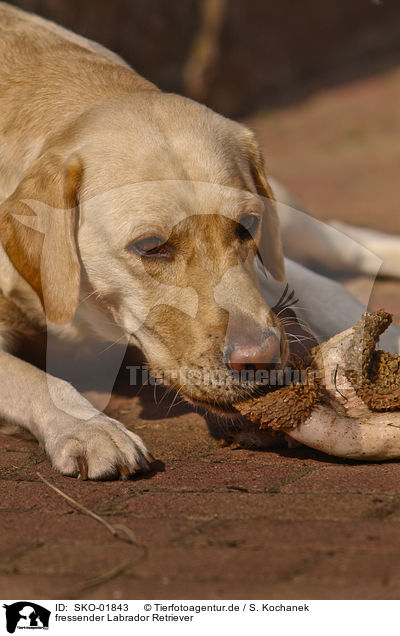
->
113;346;198;419
21;336;198;420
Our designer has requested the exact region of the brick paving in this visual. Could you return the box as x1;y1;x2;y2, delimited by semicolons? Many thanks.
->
2;68;400;600
3;403;400;600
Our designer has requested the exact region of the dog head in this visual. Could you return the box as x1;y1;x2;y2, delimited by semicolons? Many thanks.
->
0;92;287;410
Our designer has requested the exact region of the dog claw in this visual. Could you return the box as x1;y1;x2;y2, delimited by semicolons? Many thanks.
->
77;456;88;480
117;463;131;479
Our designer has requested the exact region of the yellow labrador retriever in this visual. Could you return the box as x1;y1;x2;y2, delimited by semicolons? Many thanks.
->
1;2;398;479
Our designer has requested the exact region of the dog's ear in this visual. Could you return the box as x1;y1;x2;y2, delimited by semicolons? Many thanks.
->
242;130;285;282
0;152;82;324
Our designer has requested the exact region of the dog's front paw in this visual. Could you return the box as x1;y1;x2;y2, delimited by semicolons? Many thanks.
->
45;415;154;480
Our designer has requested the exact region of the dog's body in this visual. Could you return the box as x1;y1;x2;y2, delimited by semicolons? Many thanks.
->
1;3;399;479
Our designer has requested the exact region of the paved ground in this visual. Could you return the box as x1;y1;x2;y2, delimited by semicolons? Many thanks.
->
2;67;400;601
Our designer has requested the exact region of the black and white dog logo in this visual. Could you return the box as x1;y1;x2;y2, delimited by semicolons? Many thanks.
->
3;602;50;633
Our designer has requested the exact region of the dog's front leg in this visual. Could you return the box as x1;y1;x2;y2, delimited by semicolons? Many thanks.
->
0;349;153;479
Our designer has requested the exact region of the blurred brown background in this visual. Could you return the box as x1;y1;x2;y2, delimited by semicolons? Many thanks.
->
7;0;400;116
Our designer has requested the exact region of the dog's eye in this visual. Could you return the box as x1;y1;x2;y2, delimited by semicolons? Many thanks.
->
128;235;170;257
237;213;260;241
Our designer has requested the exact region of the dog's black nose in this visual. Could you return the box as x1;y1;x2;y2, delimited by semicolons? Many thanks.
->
226;333;281;371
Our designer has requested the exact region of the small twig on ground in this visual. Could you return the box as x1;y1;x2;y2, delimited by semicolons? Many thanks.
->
36;471;137;544
77;559;132;592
